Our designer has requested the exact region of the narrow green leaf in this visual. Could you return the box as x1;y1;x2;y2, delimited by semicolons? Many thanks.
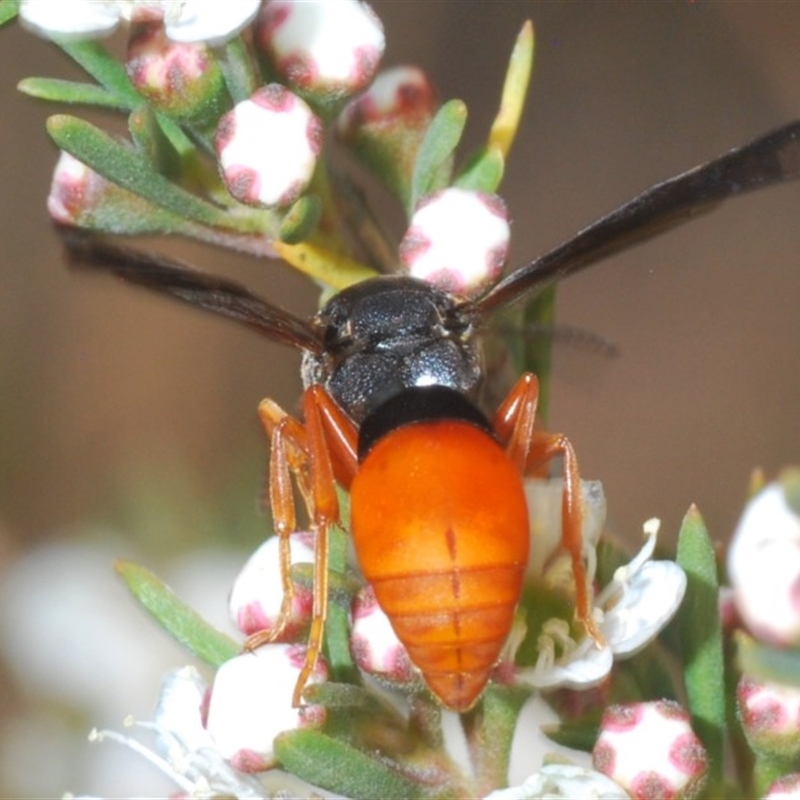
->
541;720;599;753
274;729;422;800
454;146;505;193
0;0;19;28
301;681;384;711
128;106;183;179
466;685;531;790
736;632;800;688
676;505;725;790
213;37;257;104
500;285;557;423
18;76;128;109
279;194;322;244
115;559;240;668
487;20;534;158
409;98;467;212
47;114;235;229
57;39;142;106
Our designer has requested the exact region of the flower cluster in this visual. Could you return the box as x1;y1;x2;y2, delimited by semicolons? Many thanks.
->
6;1;795;799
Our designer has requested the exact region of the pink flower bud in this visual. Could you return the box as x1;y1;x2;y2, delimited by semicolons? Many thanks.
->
765;773;800;799
593;701;708;800
215;84;322;208
337;66;436;134
728;472;800;647
126;21;224;121
228;533;314;639
399;188;510;297
738;675;800;759
351;585;416;689
336;66;437;203
47;151;107;225
205;644;327;772
255;0;384;102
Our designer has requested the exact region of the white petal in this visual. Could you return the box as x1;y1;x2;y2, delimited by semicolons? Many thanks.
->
602;560;687;657
519;640;613;690
524;479;606;580
153;666;214;754
19;0;121;39
162;0;262;45
485;764;629;799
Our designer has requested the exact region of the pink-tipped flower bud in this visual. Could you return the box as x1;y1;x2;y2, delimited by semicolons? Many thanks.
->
125;20;224;122
215;84;322;208
765;773;800;799
399;188;510;297
205;644;327;772
228;533;314;640
738;675;800;760
337;66;437;204
351;585;416;690
47;151;108;226
593;701;708;800
255;0;384;104
728;471;800;647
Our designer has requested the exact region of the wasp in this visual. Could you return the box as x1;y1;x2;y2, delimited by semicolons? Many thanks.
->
65;120;800;712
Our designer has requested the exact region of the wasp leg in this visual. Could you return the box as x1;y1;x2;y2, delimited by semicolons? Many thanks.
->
252;387;358;707
492;372;601;642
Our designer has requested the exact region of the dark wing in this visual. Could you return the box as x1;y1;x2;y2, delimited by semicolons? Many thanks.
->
59;225;324;354
470;120;800;315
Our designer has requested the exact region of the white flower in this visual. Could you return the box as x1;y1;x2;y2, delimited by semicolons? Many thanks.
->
228;532;315;638
592;701;708;800
399;188;510;296
256;0;384;98
215;84;323;208
86;667;267;799
205;644;327;772
727;474;800;647
19;0;261;45
519;514;686;691
484;763;629;800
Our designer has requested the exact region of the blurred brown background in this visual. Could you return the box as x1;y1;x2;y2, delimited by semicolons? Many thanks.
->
0;1;799;792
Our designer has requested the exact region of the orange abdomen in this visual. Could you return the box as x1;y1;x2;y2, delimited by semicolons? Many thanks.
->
350;420;530;712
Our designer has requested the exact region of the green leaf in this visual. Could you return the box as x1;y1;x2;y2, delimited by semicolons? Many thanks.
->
213;37;257;104
487;20;534;158
18;76;128;109
274;729;422;800
500;284;557;423
46;114;237;229
279;194;322;244
0;0;19;28
301;681;385;711
736;632;800;688
409;98;467;212
128;106;184;179
57;39;142;107
453;146;505;193
115;559;240;668
541;719;599;753
676;505;725;791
